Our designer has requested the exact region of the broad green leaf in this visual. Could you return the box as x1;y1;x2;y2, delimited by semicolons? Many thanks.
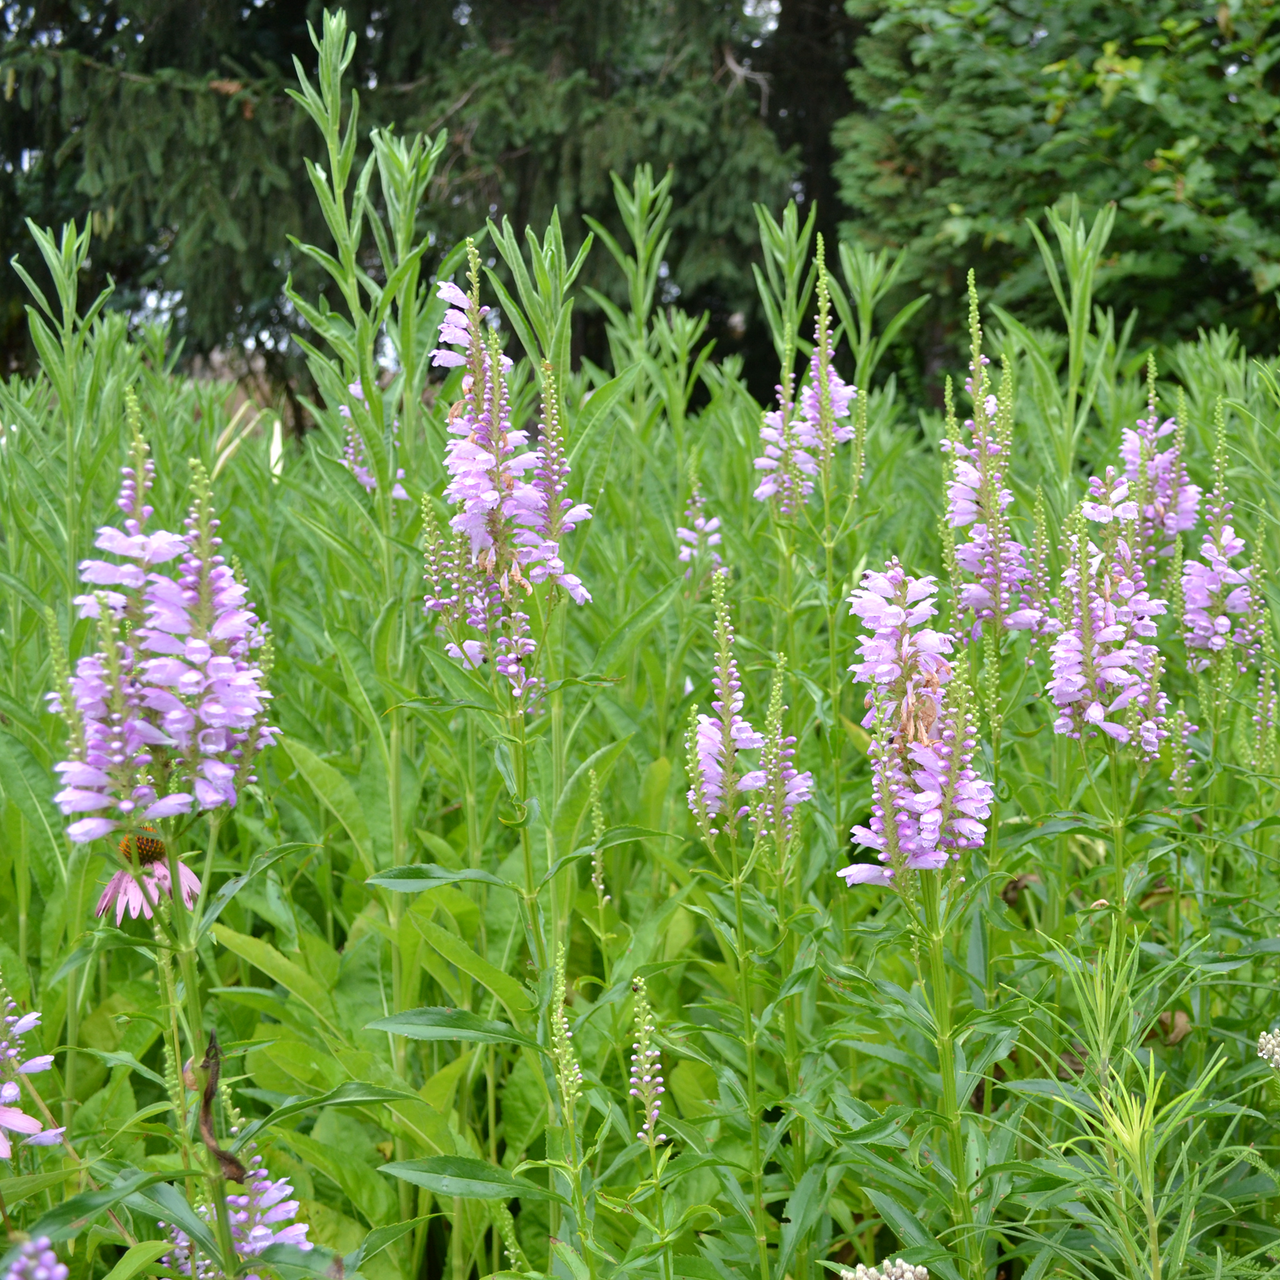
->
411;914;534;1018
230;1080;426;1153
211;925;340;1031
280;737;375;875
100;1241;172;1280
368;864;514;892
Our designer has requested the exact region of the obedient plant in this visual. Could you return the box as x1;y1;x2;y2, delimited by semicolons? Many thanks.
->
423;245;591;702
0;984;61;1156
753;247;857;512
8;19;1280;1280
841;560;991;885
47;404;275;918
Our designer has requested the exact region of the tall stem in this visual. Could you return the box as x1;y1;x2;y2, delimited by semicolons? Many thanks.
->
921;874;978;1279
730;832;770;1280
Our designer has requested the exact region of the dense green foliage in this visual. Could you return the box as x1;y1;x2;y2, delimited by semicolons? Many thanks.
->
3;13;1280;1280
835;0;1280;362
0;0;802;373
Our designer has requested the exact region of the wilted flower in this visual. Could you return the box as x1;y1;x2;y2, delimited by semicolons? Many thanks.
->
838;1261;928;1280
1259;1029;1280;1072
48;417;275;868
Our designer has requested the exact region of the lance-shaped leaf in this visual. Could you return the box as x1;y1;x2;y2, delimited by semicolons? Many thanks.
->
380;1157;565;1203
367;1007;541;1050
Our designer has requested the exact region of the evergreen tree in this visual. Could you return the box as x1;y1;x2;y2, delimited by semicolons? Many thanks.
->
2;0;796;371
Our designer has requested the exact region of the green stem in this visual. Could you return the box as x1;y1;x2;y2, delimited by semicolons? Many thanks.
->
731;833;770;1280
921;874;978;1279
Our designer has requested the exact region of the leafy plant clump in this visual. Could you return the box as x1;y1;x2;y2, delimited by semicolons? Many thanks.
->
1;11;1280;1280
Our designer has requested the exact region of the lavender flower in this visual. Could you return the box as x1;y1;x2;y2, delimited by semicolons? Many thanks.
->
942;309;1042;637
0;984;63;1156
629;977;667;1148
48;423;274;922
424;250;592;703
685;571;764;838
339;381;409;500
753;246;857;512
1181;418;1261;673
1121;376;1199;565
749;660;813;848
676;476;722;578
840;561;992;885
1047;493;1167;756
164;1147;311;1280
4;1240;68;1280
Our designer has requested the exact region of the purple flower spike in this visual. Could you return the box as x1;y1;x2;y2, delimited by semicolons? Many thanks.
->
754;246;858;512
0;976;61;1157
1121;382;1199;566
942;295;1043;638
165;1146;311;1280
1047;506;1167;757
422;248;592;708
1180;416;1262;673
685;571;764;837
339;381;409;501
840;559;993;886
48;430;274;916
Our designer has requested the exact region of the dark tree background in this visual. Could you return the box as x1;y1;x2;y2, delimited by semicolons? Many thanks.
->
5;0;1280;393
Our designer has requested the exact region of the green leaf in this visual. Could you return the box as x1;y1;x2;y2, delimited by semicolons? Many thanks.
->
344;1218;432;1272
195;843;317;941
411;915;534;1017
100;1241;172;1280
368;864;514;892
379;1157;565;1203
367;1007;541;1049
566;365;637;465
0;1170;74;1208
280;737;375;875
593;578;681;676
862;1189;962;1280
211;925;340;1031
230;1081;427;1154
7;1170;175;1254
